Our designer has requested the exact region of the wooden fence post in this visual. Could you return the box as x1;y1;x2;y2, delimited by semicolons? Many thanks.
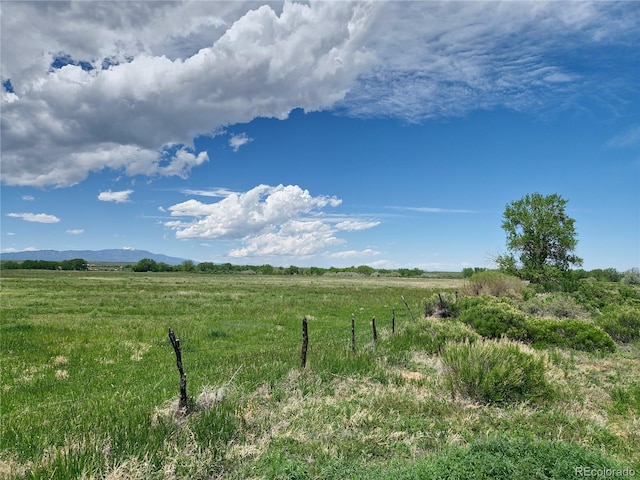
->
168;328;188;412
301;316;309;369
372;316;377;346
392;307;395;335
351;313;356;352
401;295;415;322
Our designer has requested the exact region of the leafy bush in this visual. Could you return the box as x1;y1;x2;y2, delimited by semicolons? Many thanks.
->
572;281;640;313
519;293;589;319
441;339;551;404
462;271;525;297
526;317;615;352
457;298;529;340
596;306;640;343
456;296;615;352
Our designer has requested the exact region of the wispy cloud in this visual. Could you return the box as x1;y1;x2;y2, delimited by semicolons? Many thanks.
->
7;212;60;223
2;246;38;253
98;190;134;203
389;206;477;214
326;248;380;259
334;220;381;231
229;133;253;152
608;125;640;148
21;195;35;201
181;188;237;198
66;229;84;235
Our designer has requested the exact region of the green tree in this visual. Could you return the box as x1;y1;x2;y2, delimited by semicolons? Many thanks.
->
497;193;582;286
133;258;158;272
181;260;196;272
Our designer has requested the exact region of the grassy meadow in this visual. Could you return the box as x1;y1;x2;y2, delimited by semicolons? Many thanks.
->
1;270;639;479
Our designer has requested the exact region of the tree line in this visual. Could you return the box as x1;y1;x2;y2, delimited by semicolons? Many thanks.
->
0;258;89;271
1;256;635;285
130;259;431;277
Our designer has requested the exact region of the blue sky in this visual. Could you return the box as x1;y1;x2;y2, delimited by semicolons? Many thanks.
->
1;1;639;271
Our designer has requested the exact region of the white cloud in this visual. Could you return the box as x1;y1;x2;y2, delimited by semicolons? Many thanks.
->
7;212;60;223
1;1;636;187
168;184;341;238
98;189;134;203
21;195;35;201
609;125;640;148
1;1;374;187
335;220;381;231
229;133;253;152
66;229;84;235
339;1;639;121
166;183;376;258
390;206;476;214
2;246;38;253
181;188;237;198
326;248;380;259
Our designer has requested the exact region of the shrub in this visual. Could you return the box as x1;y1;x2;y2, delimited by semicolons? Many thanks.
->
462;271;525;297
622;267;640;286
441;339;551;405
573;281;640;313
423;292;456;318
519;293;589;319
525;317;615;352
457;298;529;340
456;296;616;353
596;306;640;343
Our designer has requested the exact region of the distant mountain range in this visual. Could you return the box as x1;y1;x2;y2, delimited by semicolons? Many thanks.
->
0;249;189;265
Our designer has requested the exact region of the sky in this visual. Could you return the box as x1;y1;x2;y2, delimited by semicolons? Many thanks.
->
1;1;639;271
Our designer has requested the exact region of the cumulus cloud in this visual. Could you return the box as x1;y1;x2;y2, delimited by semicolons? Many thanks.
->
7;212;60;223
98;189;134;203
1;1;375;187
229;133;253;152
1;1;637;187
165;184;377;258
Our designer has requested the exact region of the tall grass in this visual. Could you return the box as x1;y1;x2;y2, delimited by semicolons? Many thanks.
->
440;338;552;404
1;270;638;478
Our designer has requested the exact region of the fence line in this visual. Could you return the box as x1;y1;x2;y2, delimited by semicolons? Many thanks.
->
2;309;416;422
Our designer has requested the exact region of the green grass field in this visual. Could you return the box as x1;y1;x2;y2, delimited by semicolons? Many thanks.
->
1;270;638;479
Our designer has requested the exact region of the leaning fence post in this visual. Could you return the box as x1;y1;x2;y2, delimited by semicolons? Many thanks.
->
401;295;415;322
351;313;356;352
168;328;188;412
371;316;377;346
301;316;309;369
